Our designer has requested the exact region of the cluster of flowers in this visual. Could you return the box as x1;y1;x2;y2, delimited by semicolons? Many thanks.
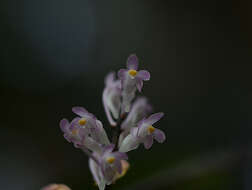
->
42;55;165;190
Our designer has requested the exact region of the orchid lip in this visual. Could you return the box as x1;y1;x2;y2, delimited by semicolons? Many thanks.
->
78;118;87;126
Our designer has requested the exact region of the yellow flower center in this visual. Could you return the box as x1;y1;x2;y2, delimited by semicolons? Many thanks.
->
106;156;115;164
78;118;87;126
147;125;155;134
128;69;138;77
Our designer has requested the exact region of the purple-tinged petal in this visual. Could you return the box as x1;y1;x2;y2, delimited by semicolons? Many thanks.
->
136;80;143;92
69;117;81;130
72;106;88;117
103;166;116;185
102;90;117;126
89;158;101;185
105;72;115;86
77;126;87;139
145;112;164;125
86;112;97;120
131;127;139;137
116;160;130;179
60;119;69;133
118;69;127;80
73;142;82;148
121;97;151;130
153;129;166;143
89;157;106;190
137;70;150;81
143;135;153;149
114;160;123;174
63;134;71;143
95;120;110;145
127;54;138;70
137;118;146;129
114;152;128;160
103;144;115;154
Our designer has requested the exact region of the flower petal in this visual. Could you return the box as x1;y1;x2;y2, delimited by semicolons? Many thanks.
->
69;117;81;130
118;131;128;147
127;54;138;70
145;112;164;125
98;179;106;190
60;119;69;133
114;152;128;160
102;90;117;126
72;106;88;117
119;134;139;152
153;128;166;143
115;160;130;179
143;135;153;149
89;158;101;186
125;97;151;123
136;79;143;92
63;134;71;142
83;137;102;153
131;127;139;136
96;120;110;145
114;160;123;174
137;70;150;81
89;158;106;190
103;144;115;154
105;72;115;86
136;118;147;135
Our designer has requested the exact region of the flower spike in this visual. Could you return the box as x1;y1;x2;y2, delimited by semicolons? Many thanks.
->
55;54;165;190
119;112;165;152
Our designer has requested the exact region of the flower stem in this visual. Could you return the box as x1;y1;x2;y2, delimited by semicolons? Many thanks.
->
81;147;99;164
112;114;125;150
111;98;127;150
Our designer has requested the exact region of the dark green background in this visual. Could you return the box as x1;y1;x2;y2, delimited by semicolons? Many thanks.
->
0;0;251;190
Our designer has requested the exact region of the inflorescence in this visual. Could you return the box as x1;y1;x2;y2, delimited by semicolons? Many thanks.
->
42;54;166;190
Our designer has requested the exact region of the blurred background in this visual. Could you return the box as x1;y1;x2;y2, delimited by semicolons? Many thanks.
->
0;0;252;190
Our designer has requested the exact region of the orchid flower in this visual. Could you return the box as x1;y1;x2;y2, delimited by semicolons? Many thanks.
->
89;145;128;190
118;97;152;147
119;113;165;152
118;54;150;112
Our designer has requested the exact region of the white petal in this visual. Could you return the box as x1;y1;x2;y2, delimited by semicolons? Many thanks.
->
96;120;110;145
119;134;139;152
98;179;106;190
84;137;102;153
